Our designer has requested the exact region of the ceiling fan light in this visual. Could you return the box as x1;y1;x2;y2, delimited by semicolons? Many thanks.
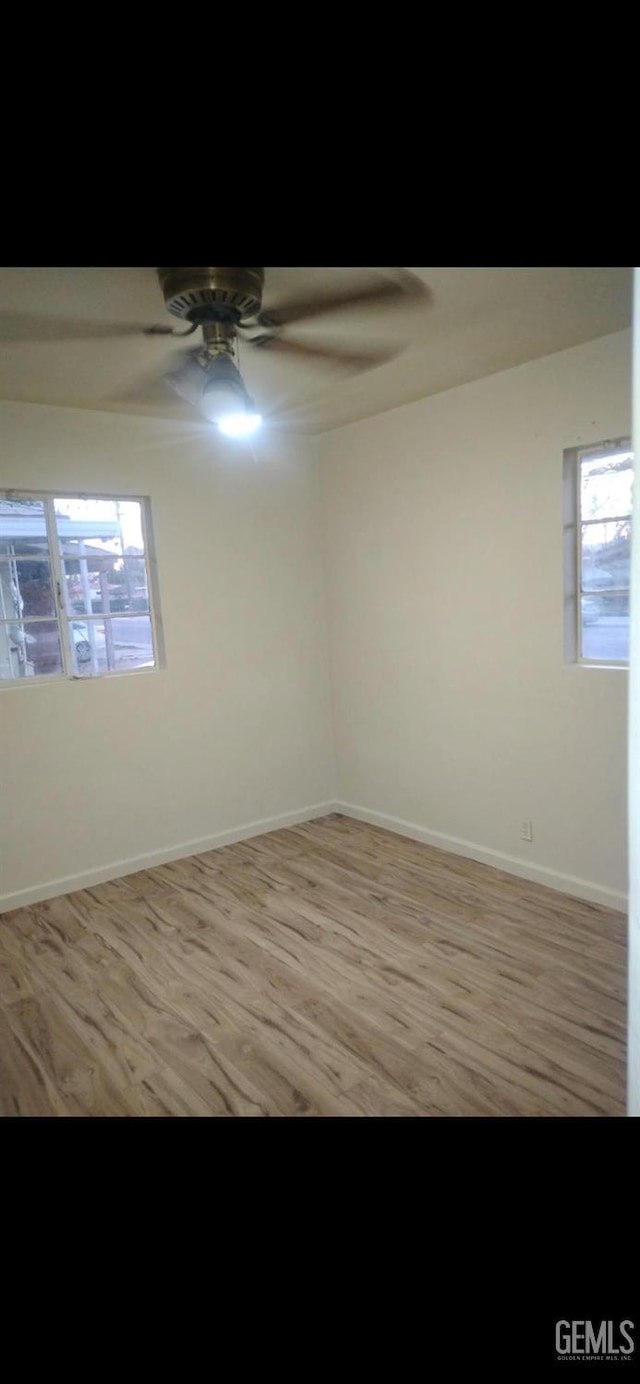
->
200;381;245;423
218;412;263;438
199;354;262;436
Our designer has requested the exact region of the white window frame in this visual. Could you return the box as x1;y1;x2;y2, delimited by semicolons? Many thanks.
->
0;489;164;688
563;438;632;669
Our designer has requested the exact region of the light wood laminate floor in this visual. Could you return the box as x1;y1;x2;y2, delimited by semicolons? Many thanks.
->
0;814;627;1116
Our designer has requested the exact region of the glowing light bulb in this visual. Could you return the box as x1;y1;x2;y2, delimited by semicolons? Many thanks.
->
217;413;263;438
200;385;244;424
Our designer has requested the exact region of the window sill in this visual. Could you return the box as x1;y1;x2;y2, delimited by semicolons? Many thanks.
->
0;665;162;690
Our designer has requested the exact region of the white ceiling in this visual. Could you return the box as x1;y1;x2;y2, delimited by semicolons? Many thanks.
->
0;266;632;435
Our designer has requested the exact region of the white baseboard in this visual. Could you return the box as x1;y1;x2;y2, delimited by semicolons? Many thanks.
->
335;801;628;912
2;796;626;916
0;801;338;914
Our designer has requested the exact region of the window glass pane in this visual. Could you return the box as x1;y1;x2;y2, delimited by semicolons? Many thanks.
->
0;498;49;556
70;615;155;676
0;620;63;679
581;593;630;662
54;498;145;558
1;493;158;685
63;557;150;616
581;453;633;521
581;520;631;590
0;558;56;617
0;560;22;621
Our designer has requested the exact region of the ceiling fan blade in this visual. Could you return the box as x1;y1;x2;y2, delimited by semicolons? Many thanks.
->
260;271;428;328
105;375;183;409
105;350;201;408
0;312;172;342
164;350;209;407
253;337;394;372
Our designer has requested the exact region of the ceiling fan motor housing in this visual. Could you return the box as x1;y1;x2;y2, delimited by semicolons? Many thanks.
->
157;268;264;326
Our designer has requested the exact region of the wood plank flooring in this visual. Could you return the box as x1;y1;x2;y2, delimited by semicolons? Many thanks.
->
0;814;627;1116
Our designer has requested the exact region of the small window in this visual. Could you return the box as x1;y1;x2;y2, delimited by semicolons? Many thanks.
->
0;493;162;684
564;440;633;666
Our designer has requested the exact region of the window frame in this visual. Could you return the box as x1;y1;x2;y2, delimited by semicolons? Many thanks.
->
0;488;164;687
564;438;632;670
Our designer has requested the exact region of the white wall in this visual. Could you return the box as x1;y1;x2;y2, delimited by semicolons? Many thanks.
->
1;331;631;915
320;331;632;908
0;402;334;908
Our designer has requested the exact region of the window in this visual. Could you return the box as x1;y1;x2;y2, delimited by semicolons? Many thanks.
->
0;494;161;683
564;439;633;666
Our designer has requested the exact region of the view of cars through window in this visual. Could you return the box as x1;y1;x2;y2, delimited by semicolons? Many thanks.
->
0;495;157;681
579;445;632;664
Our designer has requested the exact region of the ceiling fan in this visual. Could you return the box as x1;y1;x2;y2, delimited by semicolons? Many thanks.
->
0;267;430;434
148;267;430;435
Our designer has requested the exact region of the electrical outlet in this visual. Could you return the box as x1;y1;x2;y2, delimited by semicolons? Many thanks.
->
520;819;533;842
